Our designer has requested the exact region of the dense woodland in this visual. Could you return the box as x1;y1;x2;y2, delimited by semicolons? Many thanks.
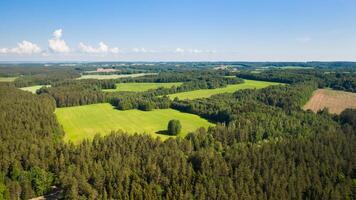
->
237;69;356;92
0;64;356;199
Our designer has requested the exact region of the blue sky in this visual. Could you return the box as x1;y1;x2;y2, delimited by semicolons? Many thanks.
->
0;0;355;61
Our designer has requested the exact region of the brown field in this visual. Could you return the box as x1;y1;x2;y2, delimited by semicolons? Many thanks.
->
303;89;356;114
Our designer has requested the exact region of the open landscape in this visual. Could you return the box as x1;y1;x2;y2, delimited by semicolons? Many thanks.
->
55;103;213;143
104;82;183;92
303;89;356;114
168;79;281;99
1;0;356;199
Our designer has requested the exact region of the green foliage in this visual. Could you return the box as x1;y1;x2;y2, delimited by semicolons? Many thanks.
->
339;108;356;131
237;68;356;92
167;120;182;135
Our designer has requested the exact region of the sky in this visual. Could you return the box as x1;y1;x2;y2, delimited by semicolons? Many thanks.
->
0;0;355;62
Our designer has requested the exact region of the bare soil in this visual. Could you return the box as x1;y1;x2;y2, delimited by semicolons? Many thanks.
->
303;89;356;114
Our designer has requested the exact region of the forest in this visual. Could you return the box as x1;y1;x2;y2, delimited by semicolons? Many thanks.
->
0;64;355;199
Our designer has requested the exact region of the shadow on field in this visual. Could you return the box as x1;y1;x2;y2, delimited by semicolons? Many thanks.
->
155;130;170;136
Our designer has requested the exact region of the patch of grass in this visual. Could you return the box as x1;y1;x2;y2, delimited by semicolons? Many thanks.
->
55;103;214;143
78;73;156;80
168;79;281;100
0;77;17;82
20;85;49;94
104;82;183;92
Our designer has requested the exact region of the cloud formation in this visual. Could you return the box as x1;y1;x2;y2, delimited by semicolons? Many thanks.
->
48;29;70;53
79;42;120;54
0;40;41;54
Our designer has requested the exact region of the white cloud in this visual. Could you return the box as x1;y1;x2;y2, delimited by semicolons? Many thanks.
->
48;29;70;53
0;40;41;54
188;49;203;53
175;48;185;53
79;42;120;54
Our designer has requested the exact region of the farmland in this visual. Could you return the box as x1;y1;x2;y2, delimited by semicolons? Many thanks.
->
78;73;156;80
303;89;356;114
104;82;183;92
55;103;213;143
168;79;281;99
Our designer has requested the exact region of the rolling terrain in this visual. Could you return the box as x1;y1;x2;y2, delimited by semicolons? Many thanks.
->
55;103;213;143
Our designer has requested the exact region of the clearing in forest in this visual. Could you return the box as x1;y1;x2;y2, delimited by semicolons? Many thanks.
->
303;89;356;114
20;85;49;94
104;82;183;92
168;79;281;100
55;103;213;143
0;77;17;82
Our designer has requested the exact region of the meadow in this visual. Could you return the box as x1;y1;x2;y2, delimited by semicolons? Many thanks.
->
168;79;281;99
78;73;156;80
20;85;49;94
55;103;213;143
104;82;183;92
303;89;356;114
0;77;17;82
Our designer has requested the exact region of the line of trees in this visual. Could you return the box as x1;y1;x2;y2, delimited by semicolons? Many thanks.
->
237;69;356;92
37;72;243;108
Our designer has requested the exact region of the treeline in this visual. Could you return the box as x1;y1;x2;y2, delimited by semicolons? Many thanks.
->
0;84;355;199
38;73;243;108
172;82;316;123
11;67;80;87
118;70;240;83
110;92;171;111
237;69;356;92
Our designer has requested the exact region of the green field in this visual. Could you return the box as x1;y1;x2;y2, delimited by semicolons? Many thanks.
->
0;77;17;82
55;103;213;143
78;73;156;80
168;79;281;100
104;82;183;92
20;85;49;94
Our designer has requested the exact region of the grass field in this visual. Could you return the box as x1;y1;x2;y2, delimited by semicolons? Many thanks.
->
303;89;356;114
78;73;156;80
20;85;49;94
0;77;17;82
104;82;183;92
55;103;214;143
168;79;281;100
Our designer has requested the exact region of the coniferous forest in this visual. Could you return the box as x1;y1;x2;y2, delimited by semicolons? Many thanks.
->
0;64;355;200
